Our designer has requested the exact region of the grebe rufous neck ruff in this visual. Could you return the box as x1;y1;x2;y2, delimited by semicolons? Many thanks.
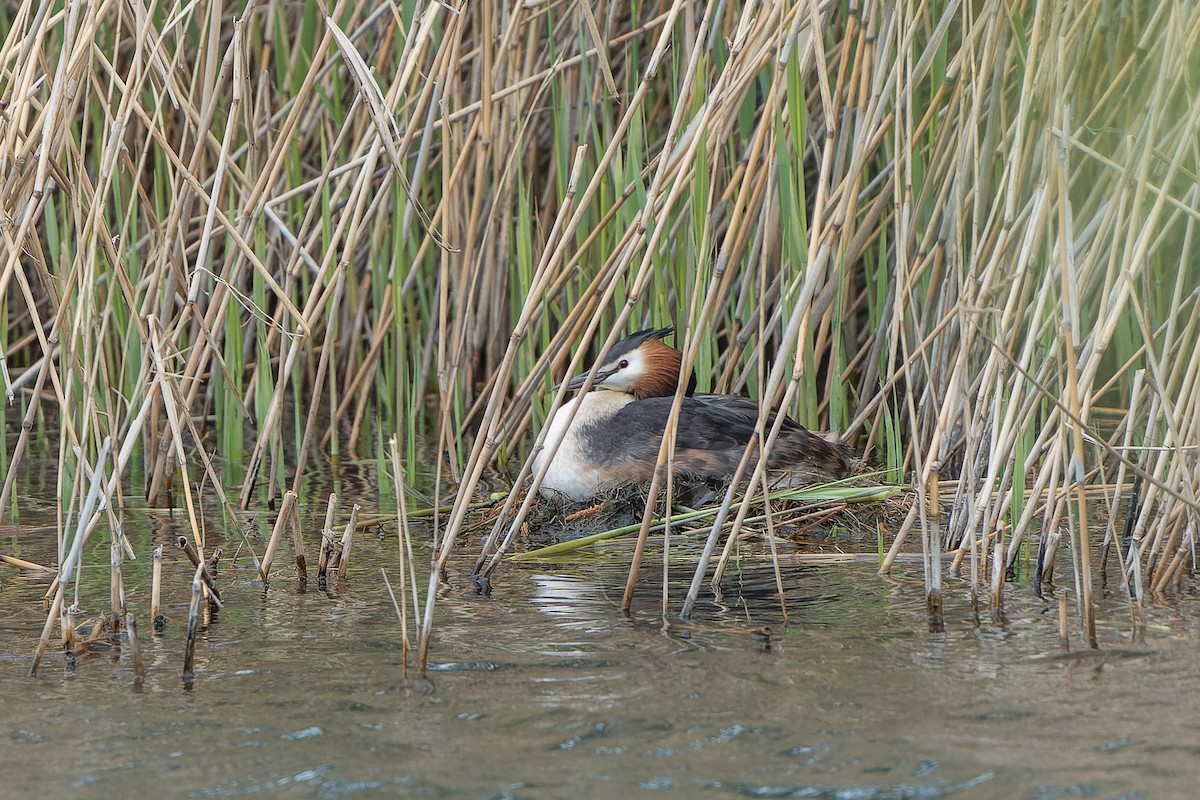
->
532;327;852;501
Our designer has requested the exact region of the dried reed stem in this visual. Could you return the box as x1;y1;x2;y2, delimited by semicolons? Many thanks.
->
336;504;361;581
151;545;165;632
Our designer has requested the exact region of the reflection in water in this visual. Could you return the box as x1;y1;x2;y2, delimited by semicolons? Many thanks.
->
529;573;617;630
0;501;1195;799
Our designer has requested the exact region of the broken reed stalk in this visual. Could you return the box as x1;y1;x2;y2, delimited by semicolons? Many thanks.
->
990;539;1005;620
317;493;338;586
335;504;362;582
151;545;165;631
290;509;307;586
182;563;204;685
176;537;222;605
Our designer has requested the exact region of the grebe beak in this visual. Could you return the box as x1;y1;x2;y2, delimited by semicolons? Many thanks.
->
553;367;617;393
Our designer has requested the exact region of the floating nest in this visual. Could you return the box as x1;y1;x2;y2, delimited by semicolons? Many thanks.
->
511;476;908;552
523;485;658;546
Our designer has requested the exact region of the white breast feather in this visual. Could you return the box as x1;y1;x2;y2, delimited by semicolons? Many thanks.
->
533;392;633;501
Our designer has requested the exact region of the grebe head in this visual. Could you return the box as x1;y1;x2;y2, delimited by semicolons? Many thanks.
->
558;327;695;400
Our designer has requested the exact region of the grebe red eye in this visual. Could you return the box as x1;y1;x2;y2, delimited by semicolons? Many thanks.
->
619;359;629;369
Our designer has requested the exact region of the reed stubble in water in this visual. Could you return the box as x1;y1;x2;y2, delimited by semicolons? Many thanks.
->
182;563;204;686
330;503;362;582
317;494;339;586
151;545;165;632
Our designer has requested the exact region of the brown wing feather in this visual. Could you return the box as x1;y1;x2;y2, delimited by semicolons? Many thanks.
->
581;395;852;484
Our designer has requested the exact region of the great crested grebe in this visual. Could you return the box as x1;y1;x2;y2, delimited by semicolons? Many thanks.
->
532;327;853;501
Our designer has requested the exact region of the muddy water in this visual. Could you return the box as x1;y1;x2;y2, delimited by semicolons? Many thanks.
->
0;497;1197;799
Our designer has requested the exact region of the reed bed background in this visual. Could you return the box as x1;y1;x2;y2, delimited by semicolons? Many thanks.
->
2;0;1199;648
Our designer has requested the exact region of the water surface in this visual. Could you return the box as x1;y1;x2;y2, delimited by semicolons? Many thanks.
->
0;499;1196;799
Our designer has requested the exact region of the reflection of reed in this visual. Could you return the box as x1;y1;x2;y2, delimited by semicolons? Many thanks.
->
182;563;204;687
